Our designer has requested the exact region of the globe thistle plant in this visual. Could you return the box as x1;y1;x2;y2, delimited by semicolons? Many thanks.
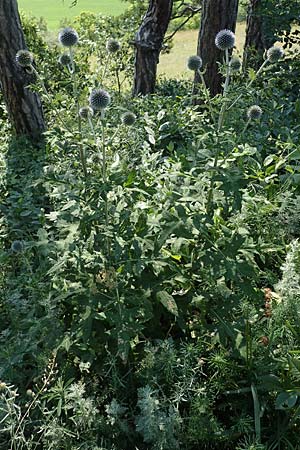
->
230;57;242;72
79;106;94;120
267;46;284;63
121;111;136;126
58;27;79;47
106;38;121;54
247;105;263;120
11;240;24;253
59;53;72;67
89;89;111;111
187;55;202;71
215;29;235;51
16;50;33;68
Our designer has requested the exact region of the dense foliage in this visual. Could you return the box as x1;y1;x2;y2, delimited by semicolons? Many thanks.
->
1;10;300;450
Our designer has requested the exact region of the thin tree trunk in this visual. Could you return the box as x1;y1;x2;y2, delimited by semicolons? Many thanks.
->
194;0;239;97
243;0;275;69
133;0;173;96
0;0;45;139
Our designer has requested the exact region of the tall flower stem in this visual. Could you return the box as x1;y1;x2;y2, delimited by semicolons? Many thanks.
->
197;69;216;125
241;117;251;136
227;59;269;111
206;49;231;215
100;110;110;262
30;66;71;132
217;48;231;132
69;48;88;178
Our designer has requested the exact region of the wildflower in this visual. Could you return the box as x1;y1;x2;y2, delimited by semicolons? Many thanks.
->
215;29;235;50
230;56;242;72
16;50;33;68
106;38;121;53
58;53;72;66
58;27;79;47
247;105;262;120
187;55;202;71
121;111;136;126
11;240;24;253
79;106;94;119
89;89;111;110
267;46;284;63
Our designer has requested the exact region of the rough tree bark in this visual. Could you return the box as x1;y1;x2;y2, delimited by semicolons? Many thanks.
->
0;0;45;139
133;0;173;96
194;0;239;97
243;0;275;69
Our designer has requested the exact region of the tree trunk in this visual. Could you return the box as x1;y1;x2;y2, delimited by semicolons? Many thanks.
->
243;0;275;69
0;0;45;139
194;0;239;97
133;0;173;96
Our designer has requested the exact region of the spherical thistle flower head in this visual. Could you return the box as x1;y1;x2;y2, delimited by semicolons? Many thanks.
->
187;55;202;72
11;240;24;253
89;89;111;110
58;53;72;66
247;105;263;120
106;38;121;54
79;106;94;119
215;29;235;51
267;46;284;63
230;56;242;72
58;27;79;47
121;111;136;126
16;50;33;68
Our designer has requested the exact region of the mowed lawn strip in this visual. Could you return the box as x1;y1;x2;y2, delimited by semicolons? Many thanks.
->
18;0;126;29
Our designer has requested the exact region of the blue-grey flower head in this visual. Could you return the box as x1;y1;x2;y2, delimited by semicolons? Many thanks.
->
267;46;284;63
11;240;24;253
230;56;241;72
58;53;72;66
79;106;94;119
121;111;136;126
247;105;262;120
187;55;202;71
16;50;33;67
58;27;79;47
215;29;235;50
106;38;121;53
89;89;111;110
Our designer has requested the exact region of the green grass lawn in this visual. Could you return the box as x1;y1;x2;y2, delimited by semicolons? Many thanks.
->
158;22;246;79
18;0;126;29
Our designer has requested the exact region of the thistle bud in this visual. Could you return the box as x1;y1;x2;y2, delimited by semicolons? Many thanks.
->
187;55;202;71
267;46;284;63
247;105;262;120
79;106;94;119
58;53;72;66
215;29;235;51
121;111;136;126
89;89;111;110
106;38;121;53
11;240;24;253
230;57;242;72
16;50;33;68
58;27;79;47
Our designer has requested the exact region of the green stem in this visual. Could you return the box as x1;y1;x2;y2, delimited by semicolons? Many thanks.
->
31;66;71;132
206;49;231;215
241;117;251;136
69;48;81;134
217;48;231;132
100;110;110;262
227;59;269;111
197;69;216;125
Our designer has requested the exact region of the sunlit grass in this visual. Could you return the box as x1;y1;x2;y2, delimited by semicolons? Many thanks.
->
18;0;126;29
158;22;246;79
